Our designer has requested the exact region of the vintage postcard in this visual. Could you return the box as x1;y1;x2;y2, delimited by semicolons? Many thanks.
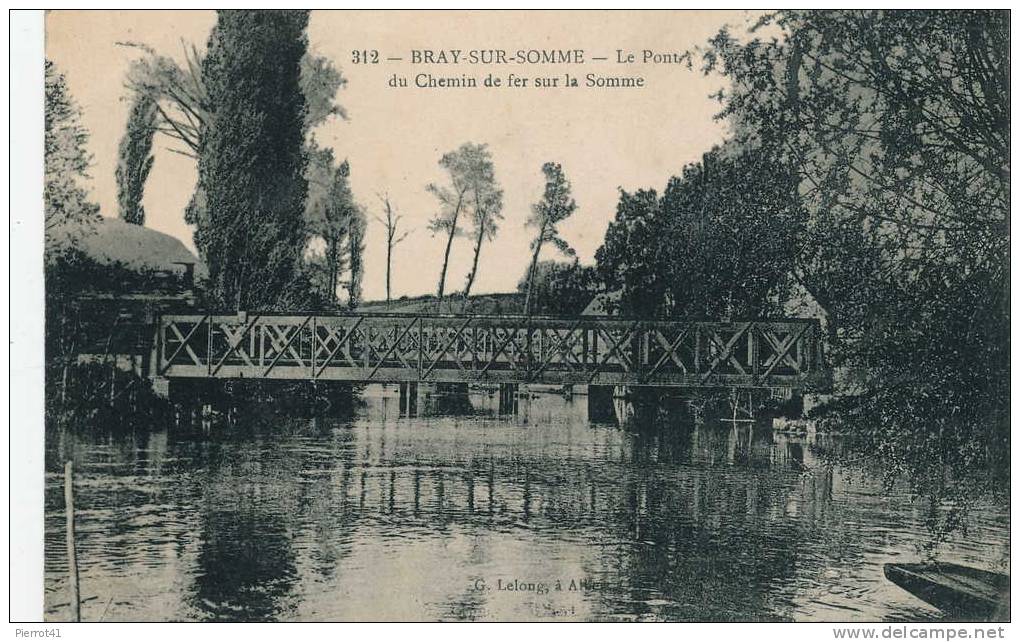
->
18;8;1010;627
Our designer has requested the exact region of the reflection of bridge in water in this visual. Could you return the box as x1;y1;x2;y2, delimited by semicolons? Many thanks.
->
302;423;833;528
150;313;830;417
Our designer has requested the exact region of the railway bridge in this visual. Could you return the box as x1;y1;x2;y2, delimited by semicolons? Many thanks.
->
149;312;830;418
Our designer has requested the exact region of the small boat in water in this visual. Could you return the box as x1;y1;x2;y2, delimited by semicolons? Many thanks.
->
884;562;1009;621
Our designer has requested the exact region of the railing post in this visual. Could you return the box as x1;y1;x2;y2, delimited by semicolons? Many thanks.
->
642;324;650;371
525;319;533;381
751;323;759;379
582;322;589;374
471;324;478;372
149;315;162;378
802;322;811;374
364;323;370;369
694;324;701;374
746;323;753;373
813;321;822;372
796;325;803;373
206;314;213;376
311;315;317;380
417;317;424;379
259;323;265;368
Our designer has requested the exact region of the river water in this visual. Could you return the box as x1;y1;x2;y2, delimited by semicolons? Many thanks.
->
44;386;1009;622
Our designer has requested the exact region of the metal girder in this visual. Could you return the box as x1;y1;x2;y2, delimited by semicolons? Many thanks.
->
153;313;830;391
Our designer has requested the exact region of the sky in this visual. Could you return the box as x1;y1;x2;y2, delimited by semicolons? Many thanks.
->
45;10;756;302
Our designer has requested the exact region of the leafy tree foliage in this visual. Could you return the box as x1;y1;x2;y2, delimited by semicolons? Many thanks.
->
701;10;1007;347
524;163;577;315
44;60;100;249
115;93;157;225
304;153;367;308
346;204;367;309
45;60;103;409
595;146;804;319
305;147;346;305
696;10;1009;539
516;260;599;317
198;10;310;310
462;148;503;302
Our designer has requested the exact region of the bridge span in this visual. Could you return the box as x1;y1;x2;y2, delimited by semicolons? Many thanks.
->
150;312;829;392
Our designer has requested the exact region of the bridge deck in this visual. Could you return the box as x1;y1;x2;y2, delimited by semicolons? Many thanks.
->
152;313;829;390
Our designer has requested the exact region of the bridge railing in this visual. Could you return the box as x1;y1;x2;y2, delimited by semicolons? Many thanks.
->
152;313;830;390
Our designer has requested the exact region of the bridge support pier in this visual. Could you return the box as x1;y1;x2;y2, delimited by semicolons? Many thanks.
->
436;382;472;414
498;383;518;415
587;385;617;423
399;382;419;417
417;382;438;415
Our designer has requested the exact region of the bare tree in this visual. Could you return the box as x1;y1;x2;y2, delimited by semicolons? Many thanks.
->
374;193;410;303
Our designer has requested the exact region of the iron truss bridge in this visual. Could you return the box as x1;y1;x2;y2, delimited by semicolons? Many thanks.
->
151;313;830;390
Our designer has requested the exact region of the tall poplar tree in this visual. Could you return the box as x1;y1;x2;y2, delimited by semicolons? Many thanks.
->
462;146;502;304
198;10;310;310
346;206;367;309
309;157;356;306
115;93;157;225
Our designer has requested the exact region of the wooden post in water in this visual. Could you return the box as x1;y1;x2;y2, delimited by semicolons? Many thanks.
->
64;460;80;622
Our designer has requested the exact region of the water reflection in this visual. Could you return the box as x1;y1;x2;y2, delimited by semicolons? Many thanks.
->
44;385;1009;622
